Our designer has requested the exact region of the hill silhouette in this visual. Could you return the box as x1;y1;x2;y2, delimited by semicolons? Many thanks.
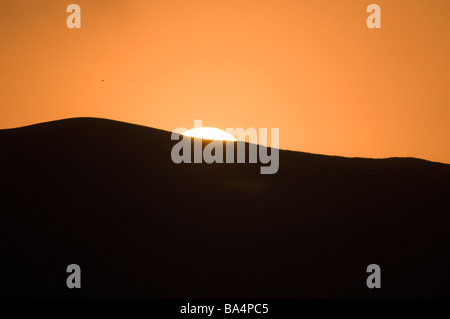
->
0;117;449;298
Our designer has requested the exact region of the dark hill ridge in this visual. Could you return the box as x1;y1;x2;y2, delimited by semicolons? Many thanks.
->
0;117;449;298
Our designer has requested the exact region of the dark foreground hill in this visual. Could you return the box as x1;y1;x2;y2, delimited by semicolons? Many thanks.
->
0;118;449;298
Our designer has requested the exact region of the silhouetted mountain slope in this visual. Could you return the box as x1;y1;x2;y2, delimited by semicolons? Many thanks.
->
1;118;449;298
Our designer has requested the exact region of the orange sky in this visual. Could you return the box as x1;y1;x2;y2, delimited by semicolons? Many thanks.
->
1;0;449;163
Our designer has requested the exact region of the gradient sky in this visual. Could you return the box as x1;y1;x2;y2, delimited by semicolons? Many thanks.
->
1;0;449;163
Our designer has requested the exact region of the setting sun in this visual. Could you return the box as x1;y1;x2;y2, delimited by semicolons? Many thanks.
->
182;127;237;141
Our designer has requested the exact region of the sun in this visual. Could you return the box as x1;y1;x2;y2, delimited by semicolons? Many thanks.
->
182;127;237;141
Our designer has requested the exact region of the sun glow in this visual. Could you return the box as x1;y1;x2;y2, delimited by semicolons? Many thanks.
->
182;127;237;141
